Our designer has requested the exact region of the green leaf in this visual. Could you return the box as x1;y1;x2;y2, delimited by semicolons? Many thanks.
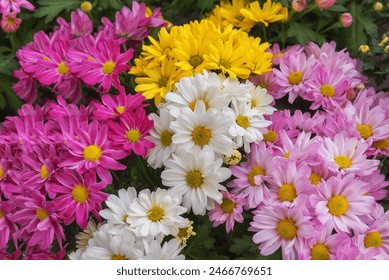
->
183;222;217;260
34;0;79;23
0;79;23;112
287;22;326;45
96;0;124;10
326;3;348;12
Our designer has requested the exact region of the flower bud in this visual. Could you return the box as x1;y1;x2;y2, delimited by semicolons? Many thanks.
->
1;12;22;33
359;45;370;53
315;0;336;10
373;2;383;12
223;149;242;165
292;0;306;12
81;1;92;13
339;13;352;27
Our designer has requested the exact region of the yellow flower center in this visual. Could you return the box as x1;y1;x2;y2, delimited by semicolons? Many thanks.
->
72;184;89;204
277;218;297;240
263;130;278;143
284;151;290;158
372;139;389;150
6;18;15;25
158;76;168;88
278;183;297;202
148;206;164;222
126;129;141;143
40;164;49;179
111;254;127;260
223;149;242;165
248;166;266;186
186;170;203;188
57;61;69;75
115;106;125;114
80;1;92;13
221;198;236;213
309;173;322;186
288;71;303;85
0;210;3;219
220;59;231;69
36;209;49;221
160;130;172;147
102;61;116;75
320;84;335;98
236;115;250;129
0;166;4;179
310;243;329;260
327;195;348;216
192;126;211;146
83;144;102;162
189;99;209;111
364;231;382;248
189;55;203;68
251;99;257;108
356;124;373;139
334;155;352;170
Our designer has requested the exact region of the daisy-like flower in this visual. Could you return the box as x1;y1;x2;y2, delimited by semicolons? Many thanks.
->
141;238;185;260
208;191;246;233
99;187;137;234
75;219;102;253
12;69;37;103
240;0;288;27
147;109;176;169
248;84;276;116
228;141;274;209
108;109;154;158
319;133;379;176
170;101;233;156
82;224;139;260
164;71;230;118
0;0;34;14
59;120;126;184
310;173;375;234
227;99;272;153
126;188;188;237
161;148;231;215
51;171;108;229
175;220;196;244
249;197;313;258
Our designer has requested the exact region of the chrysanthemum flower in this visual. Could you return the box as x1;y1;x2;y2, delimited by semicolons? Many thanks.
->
208;191;246;233
51;171;108;229
240;0;288;27
170;101;233;156
228;141;274;208
147;109;177;169
59;121;126;184
99;187;137;235
126;188;188;237
0;199;18;249
1;12;22;33
310;173;375;234
248;84;276;116
319;133;379;176
140;238;185;260
0;0;34;14
108;109;154;158
12;69;37;103
161;148;231;215
249;197;313;258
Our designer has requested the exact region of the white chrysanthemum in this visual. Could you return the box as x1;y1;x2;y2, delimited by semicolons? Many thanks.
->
126;188;188;237
82;225;140;260
146;109;177;168
227;99;272;153
248;84;276;115
220;76;252;102
140;238;186;260
161;147;231;215
170;100;234;156
99;187;137;234
164;71;230;118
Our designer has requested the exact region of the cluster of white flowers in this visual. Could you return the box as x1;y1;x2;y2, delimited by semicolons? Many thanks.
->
69;187;190;260
147;70;276;215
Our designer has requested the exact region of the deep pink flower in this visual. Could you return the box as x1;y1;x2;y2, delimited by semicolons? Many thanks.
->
23;246;66;260
114;4;150;41
1;12;21;33
12;69;37;103
0;199;18;249
51;171;108;229
12;191;65;249
263;111;299;147
0;0;34;14
208;191;246;233
108;109;155;157
59;120;126;184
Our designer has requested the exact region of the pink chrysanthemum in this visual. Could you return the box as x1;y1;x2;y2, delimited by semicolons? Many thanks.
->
59;120;126;184
12;191;65;249
319;133;379;176
310;173;375;234
108;109;155;157
263;111;299;147
208;191;246;233
51;171;108;229
228;141;275;209
1;12;22;33
0;199;18;249
360;170;388;201
0;0;34;14
12;69;37;103
249;197;314;259
23;247;66;260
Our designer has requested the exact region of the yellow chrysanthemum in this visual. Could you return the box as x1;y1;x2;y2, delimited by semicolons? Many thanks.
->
240;0;288;27
209;0;255;31
134;59;183;106
241;35;273;75
141;27;180;62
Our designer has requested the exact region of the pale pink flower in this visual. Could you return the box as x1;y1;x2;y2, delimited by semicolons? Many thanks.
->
1;12;21;33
